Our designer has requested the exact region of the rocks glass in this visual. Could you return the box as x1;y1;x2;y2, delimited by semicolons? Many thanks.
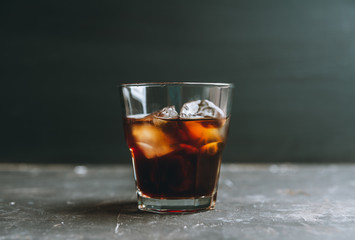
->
119;82;233;213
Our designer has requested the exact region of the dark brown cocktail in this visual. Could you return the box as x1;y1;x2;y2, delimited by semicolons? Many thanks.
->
124;114;230;200
120;83;233;213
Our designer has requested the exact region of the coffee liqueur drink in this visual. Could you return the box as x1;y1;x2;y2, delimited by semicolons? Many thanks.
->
124;112;230;199
120;83;233;213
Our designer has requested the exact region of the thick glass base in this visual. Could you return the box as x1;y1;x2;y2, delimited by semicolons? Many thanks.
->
137;192;217;213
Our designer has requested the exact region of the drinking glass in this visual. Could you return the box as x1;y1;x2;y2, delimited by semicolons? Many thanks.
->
119;82;233;213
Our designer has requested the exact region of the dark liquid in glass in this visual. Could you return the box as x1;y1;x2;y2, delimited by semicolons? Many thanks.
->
124;115;230;199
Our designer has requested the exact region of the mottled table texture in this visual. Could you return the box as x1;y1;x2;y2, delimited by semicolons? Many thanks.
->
1;164;355;240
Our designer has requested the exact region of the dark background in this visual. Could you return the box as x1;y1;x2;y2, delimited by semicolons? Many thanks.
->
1;0;355;164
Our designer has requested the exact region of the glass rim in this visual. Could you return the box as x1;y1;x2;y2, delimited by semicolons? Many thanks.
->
120;82;233;88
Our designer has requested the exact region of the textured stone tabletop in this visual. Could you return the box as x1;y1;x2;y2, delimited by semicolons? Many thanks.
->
1;163;355;240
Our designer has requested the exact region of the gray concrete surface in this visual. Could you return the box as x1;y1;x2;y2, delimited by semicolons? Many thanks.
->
1;164;355;239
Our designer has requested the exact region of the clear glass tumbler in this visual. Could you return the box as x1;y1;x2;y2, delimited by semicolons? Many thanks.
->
119;82;233;213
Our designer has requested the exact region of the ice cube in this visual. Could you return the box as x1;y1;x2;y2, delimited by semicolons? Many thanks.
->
183;121;222;146
201;142;224;155
180;100;225;119
154;106;179;119
132;124;175;159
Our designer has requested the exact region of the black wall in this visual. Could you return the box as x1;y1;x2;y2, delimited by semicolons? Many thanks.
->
1;0;355;163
